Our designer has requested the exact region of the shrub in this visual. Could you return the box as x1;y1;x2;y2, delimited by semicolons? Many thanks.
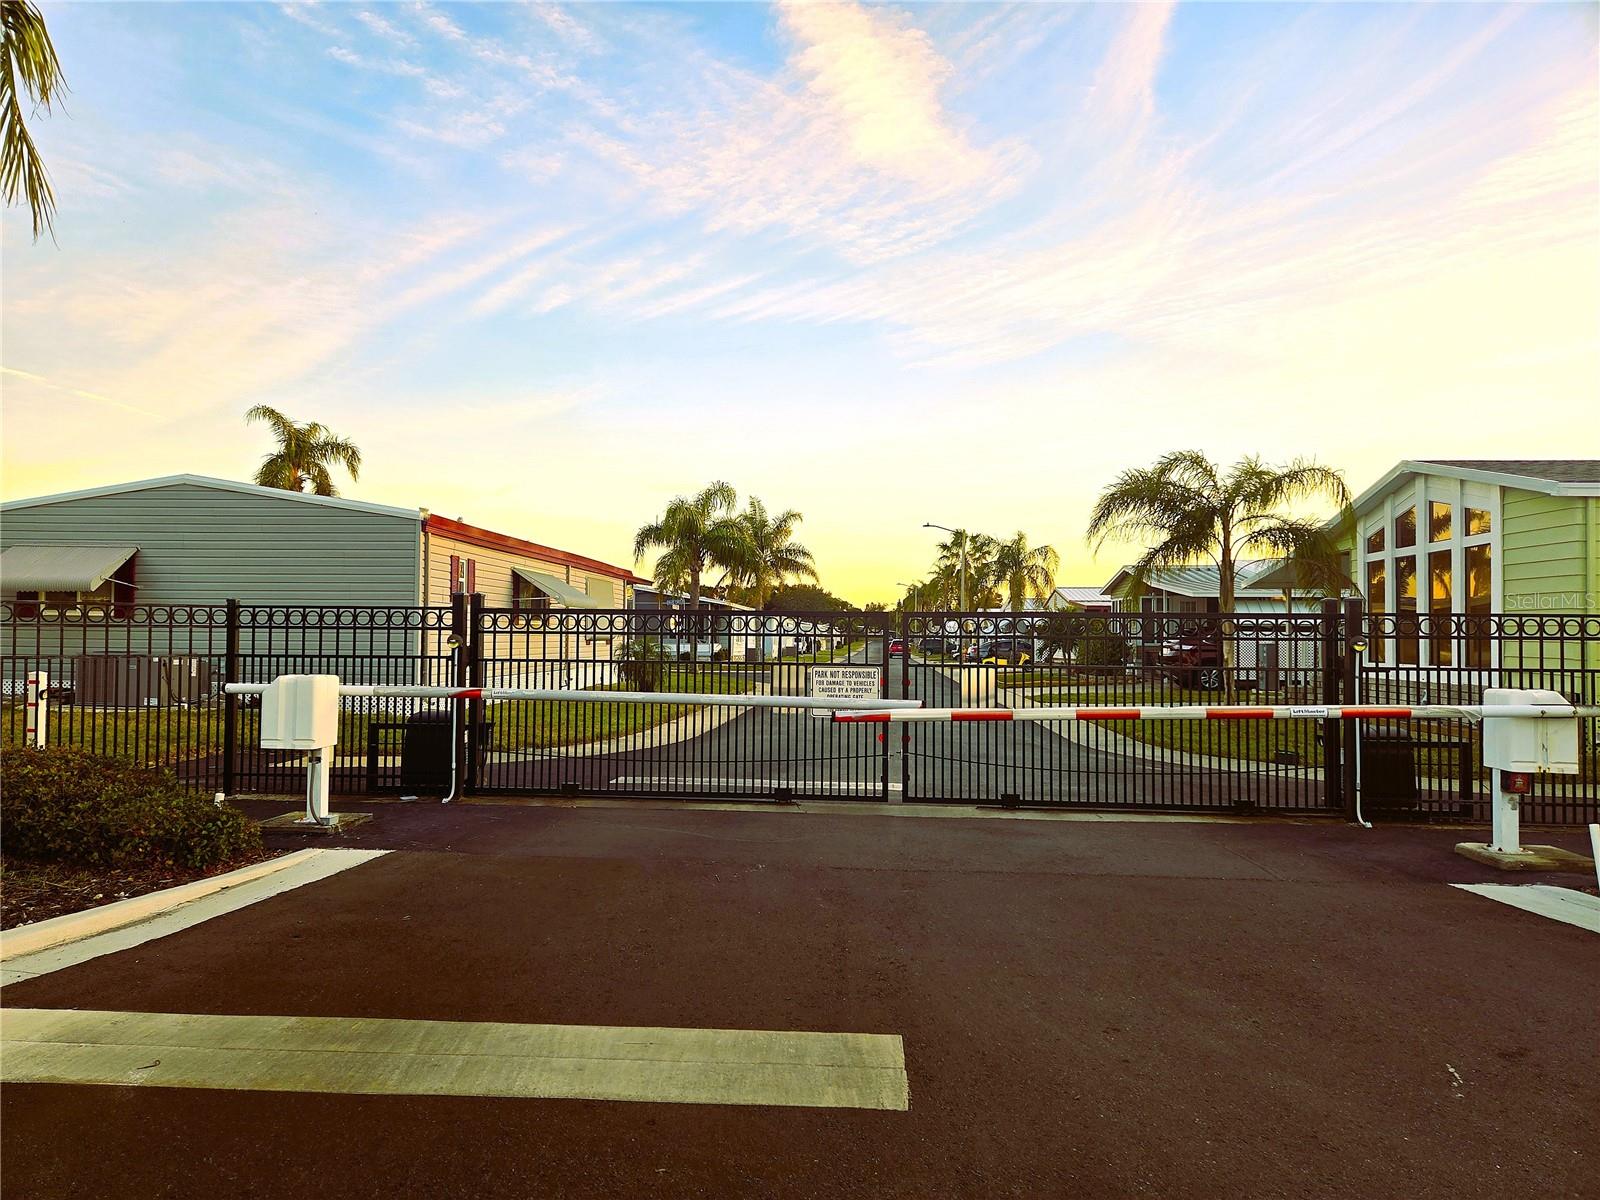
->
614;638;663;691
1;747;260;871
1036;615;1130;668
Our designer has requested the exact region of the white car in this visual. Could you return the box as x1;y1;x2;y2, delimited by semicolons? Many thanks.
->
660;637;721;662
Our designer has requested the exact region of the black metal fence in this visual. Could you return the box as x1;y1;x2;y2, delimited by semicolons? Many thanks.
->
3;599;1596;825
470;604;894;800
900;608;1337;813
1357;612;1600;825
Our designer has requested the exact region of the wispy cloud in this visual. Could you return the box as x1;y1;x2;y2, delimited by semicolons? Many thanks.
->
1089;0;1173;122
777;0;990;185
0;367;157;416
355;9;417;50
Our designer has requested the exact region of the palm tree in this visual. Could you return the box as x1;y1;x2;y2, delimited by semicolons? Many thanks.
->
2;0;65;241
728;497;817;608
992;531;1060;612
245;405;363;496
1087;452;1351;695
933;530;997;611
633;481;753;610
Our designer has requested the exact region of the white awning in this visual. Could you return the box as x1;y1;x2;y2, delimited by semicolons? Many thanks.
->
0;544;138;592
514;568;604;609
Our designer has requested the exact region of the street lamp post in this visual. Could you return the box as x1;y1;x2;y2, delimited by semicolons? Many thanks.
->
922;523;969;612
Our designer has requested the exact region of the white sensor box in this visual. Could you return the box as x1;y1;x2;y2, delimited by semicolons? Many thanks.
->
260;675;341;750
1481;688;1579;774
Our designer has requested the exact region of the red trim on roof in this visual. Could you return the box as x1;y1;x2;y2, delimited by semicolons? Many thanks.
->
425;515;648;584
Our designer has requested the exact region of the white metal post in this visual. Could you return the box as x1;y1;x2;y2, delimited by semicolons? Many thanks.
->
305;749;333;825
24;670;48;748
1488;770;1523;856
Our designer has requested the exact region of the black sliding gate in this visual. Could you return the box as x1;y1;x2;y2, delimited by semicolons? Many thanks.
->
470;605;896;801
4;600;1596;823
897;608;1338;814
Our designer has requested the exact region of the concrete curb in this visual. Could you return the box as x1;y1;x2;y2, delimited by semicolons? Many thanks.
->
0;849;321;961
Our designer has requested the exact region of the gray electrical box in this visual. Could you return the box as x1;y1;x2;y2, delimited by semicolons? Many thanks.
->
73;655;213;707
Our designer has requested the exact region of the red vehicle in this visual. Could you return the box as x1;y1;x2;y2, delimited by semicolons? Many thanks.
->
887;638;906;656
1159;623;1224;690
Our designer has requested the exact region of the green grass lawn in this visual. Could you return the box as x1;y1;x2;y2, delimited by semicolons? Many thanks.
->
2;663;762;764
1025;687;1327;767
777;640;865;663
484;665;756;750
1;701;247;764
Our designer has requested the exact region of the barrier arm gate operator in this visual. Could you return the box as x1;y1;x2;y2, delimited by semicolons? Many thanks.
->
228;674;1588;857
225;678;925;826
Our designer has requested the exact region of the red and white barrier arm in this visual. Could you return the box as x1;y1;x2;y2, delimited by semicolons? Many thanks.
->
223;682;922;713
831;703;1599;724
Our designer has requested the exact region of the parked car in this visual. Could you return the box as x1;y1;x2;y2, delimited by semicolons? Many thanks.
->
660;637;724;662
1159;624;1224;690
887;639;906;657
973;637;1033;666
917;635;956;656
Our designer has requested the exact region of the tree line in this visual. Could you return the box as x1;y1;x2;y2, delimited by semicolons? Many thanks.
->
900;531;1061;613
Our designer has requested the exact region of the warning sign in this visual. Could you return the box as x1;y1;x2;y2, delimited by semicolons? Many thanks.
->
808;665;882;703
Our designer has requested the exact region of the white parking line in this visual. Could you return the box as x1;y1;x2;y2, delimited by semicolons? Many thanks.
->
1451;884;1600;933
1;1008;909;1111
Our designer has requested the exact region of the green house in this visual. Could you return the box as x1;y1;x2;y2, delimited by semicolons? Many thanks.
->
1335;460;1599;670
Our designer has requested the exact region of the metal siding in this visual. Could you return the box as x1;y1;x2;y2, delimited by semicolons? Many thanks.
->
0;483;418;605
1502;489;1588;612
425;533;627;608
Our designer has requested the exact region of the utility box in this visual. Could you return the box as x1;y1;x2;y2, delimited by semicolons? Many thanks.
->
261;675;341;750
74;655;212;707
1481;688;1580;774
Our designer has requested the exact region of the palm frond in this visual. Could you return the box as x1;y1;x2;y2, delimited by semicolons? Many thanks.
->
0;0;65;241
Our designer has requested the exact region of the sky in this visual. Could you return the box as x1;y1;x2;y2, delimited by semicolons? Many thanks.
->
2;1;1597;604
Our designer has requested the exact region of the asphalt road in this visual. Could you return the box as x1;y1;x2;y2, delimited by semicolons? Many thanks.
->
4;806;1595;1199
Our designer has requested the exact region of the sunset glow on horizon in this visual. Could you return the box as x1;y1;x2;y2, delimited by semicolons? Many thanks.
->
2;1;1596;603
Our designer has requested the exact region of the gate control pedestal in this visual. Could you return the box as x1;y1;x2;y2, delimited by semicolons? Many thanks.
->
1455;688;1592;873
257;674;369;833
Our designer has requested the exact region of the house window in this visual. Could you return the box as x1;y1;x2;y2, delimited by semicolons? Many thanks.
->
512;574;549;613
1362;481;1497;668
1394;556;1418;665
1365;560;1386;664
1429;550;1452;666
1428;502;1451;544
14;582;116;616
1394;507;1416;549
1465;543;1492;668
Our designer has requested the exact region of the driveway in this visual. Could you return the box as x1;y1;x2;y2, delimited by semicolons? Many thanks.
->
4;805;1595;1199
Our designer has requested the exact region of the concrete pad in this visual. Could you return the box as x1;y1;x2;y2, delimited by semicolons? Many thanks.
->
1451;884;1600;933
259;811;374;836
1453;842;1595;873
0;1008;909;1111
